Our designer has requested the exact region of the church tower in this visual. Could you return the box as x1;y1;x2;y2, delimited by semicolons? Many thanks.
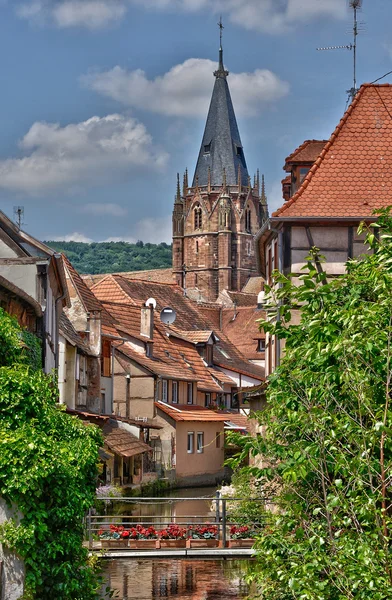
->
172;26;268;302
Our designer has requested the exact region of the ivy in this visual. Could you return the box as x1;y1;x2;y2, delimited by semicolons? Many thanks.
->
0;310;103;599
231;209;392;599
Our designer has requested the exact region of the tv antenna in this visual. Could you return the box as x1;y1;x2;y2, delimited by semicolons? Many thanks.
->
13;206;25;230
317;0;363;101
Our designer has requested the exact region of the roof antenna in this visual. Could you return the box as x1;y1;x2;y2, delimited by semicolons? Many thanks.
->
317;0;363;101
13;206;24;230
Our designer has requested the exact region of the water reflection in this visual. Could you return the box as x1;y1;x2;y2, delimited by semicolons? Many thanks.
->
104;559;251;600
113;487;217;527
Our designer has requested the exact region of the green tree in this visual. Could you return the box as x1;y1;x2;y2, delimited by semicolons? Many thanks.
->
233;209;392;599
0;308;103;599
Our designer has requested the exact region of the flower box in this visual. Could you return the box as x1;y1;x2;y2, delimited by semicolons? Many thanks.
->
186;538;219;549
128;539;159;550
101;539;128;549
159;539;187;549
227;538;254;549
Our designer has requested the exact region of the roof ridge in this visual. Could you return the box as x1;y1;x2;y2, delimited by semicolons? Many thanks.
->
116;275;177;287
273;84;368;218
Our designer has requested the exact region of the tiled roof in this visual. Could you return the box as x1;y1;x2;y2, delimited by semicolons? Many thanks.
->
274;85;392;219
284;139;327;165
221;412;250;432
223;291;258;307
241;277;264;295
83;268;174;288
207;367;236;386
59;313;92;354
62;254;102;312
221;307;265;361
92;275;264;381
168;328;215;344
103;421;152;458
100;302;146;341
156;402;229;423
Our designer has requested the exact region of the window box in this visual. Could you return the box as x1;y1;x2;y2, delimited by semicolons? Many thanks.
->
226;539;254;549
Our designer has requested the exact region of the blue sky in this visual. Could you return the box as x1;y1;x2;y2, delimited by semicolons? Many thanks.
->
0;0;391;244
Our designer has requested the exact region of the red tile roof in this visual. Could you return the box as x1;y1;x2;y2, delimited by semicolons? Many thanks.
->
92;275;264;381
62;254;102;312
221;307;265;361
274;85;392;219
284;139;327;166
241;277;264;294
83;268;174;288
156;402;229;422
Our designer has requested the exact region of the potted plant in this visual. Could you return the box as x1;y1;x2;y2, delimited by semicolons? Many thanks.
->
128;525;159;549
99;525;129;549
227;525;256;548
158;525;187;548
186;525;219;548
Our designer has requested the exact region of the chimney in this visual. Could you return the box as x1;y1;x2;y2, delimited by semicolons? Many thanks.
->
141;303;154;356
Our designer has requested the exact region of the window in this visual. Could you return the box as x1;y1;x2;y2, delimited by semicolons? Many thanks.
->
196;240;199;254
187;382;193;404
101;338;111;377
187;432;194;453
205;393;211;407
245;208;251;233
256;339;266;353
172;381;178;404
197;432;204;453
101;393;106;414
204;142;211;153
162;380;168;402
194;204;202;229
206;345;213;366
215;432;220;448
299;166;310;183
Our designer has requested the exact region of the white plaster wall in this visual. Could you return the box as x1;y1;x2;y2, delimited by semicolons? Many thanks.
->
0;264;37;301
101;376;112;414
218;368;261;387
0;499;25;600
0;240;18;259
58;336;66;404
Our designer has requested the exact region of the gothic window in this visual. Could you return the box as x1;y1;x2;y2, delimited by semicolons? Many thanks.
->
245;208;251;233
194;204;202;230
196;240;199;254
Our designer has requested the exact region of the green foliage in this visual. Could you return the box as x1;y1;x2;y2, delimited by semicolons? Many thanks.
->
0;311;103;599
0;308;41;370
233;209;392;599
45;240;172;274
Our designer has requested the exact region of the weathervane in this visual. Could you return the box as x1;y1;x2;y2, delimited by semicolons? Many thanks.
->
218;16;224;47
317;0;363;101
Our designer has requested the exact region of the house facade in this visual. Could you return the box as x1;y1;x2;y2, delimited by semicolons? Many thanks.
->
257;84;392;375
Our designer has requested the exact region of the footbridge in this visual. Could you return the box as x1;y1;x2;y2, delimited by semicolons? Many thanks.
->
86;494;263;559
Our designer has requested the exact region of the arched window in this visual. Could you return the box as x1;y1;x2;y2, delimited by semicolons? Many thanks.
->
245;208;251;233
194;204;202;229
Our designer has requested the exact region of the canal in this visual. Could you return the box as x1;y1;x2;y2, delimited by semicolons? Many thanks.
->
100;486;254;599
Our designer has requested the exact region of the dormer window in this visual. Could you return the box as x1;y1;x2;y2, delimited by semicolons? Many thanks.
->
256;339;266;353
204;142;211;154
194;204;202;230
299;167;310;183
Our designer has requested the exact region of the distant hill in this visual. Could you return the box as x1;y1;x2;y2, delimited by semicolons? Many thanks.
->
45;240;172;275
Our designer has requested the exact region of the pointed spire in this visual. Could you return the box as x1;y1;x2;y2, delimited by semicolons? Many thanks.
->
261;174;267;204
175;173;182;204
195;175;199;193
183;169;188;196
207;166;212;193
248;175;251;192
237;163;242;193
256;169;260;195
253;174;256;189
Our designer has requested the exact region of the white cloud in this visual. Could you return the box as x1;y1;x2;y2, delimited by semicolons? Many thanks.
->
16;0;125;28
104;216;172;244
83;59;290;118
50;232;94;243
15;0;346;32
80;203;128;217
0;114;168;195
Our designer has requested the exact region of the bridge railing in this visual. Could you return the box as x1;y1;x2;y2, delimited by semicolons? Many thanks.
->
86;495;268;550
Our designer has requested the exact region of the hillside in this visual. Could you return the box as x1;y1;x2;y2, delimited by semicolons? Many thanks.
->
45;240;172;275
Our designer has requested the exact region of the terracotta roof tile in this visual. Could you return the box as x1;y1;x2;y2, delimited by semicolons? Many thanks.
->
59;313;92;355
156;402;229;422
274;85;392;219
241;276;265;294
62;255;102;312
223;291;258;307
285;139;327;165
83;268;174;288
103;421;152;458
221;307;265;361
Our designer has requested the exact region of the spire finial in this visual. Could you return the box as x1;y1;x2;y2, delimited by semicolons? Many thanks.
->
256;169;260;195
261;174;267;204
237;163;242;193
222;168;227;193
214;17;229;78
175;173;181;203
